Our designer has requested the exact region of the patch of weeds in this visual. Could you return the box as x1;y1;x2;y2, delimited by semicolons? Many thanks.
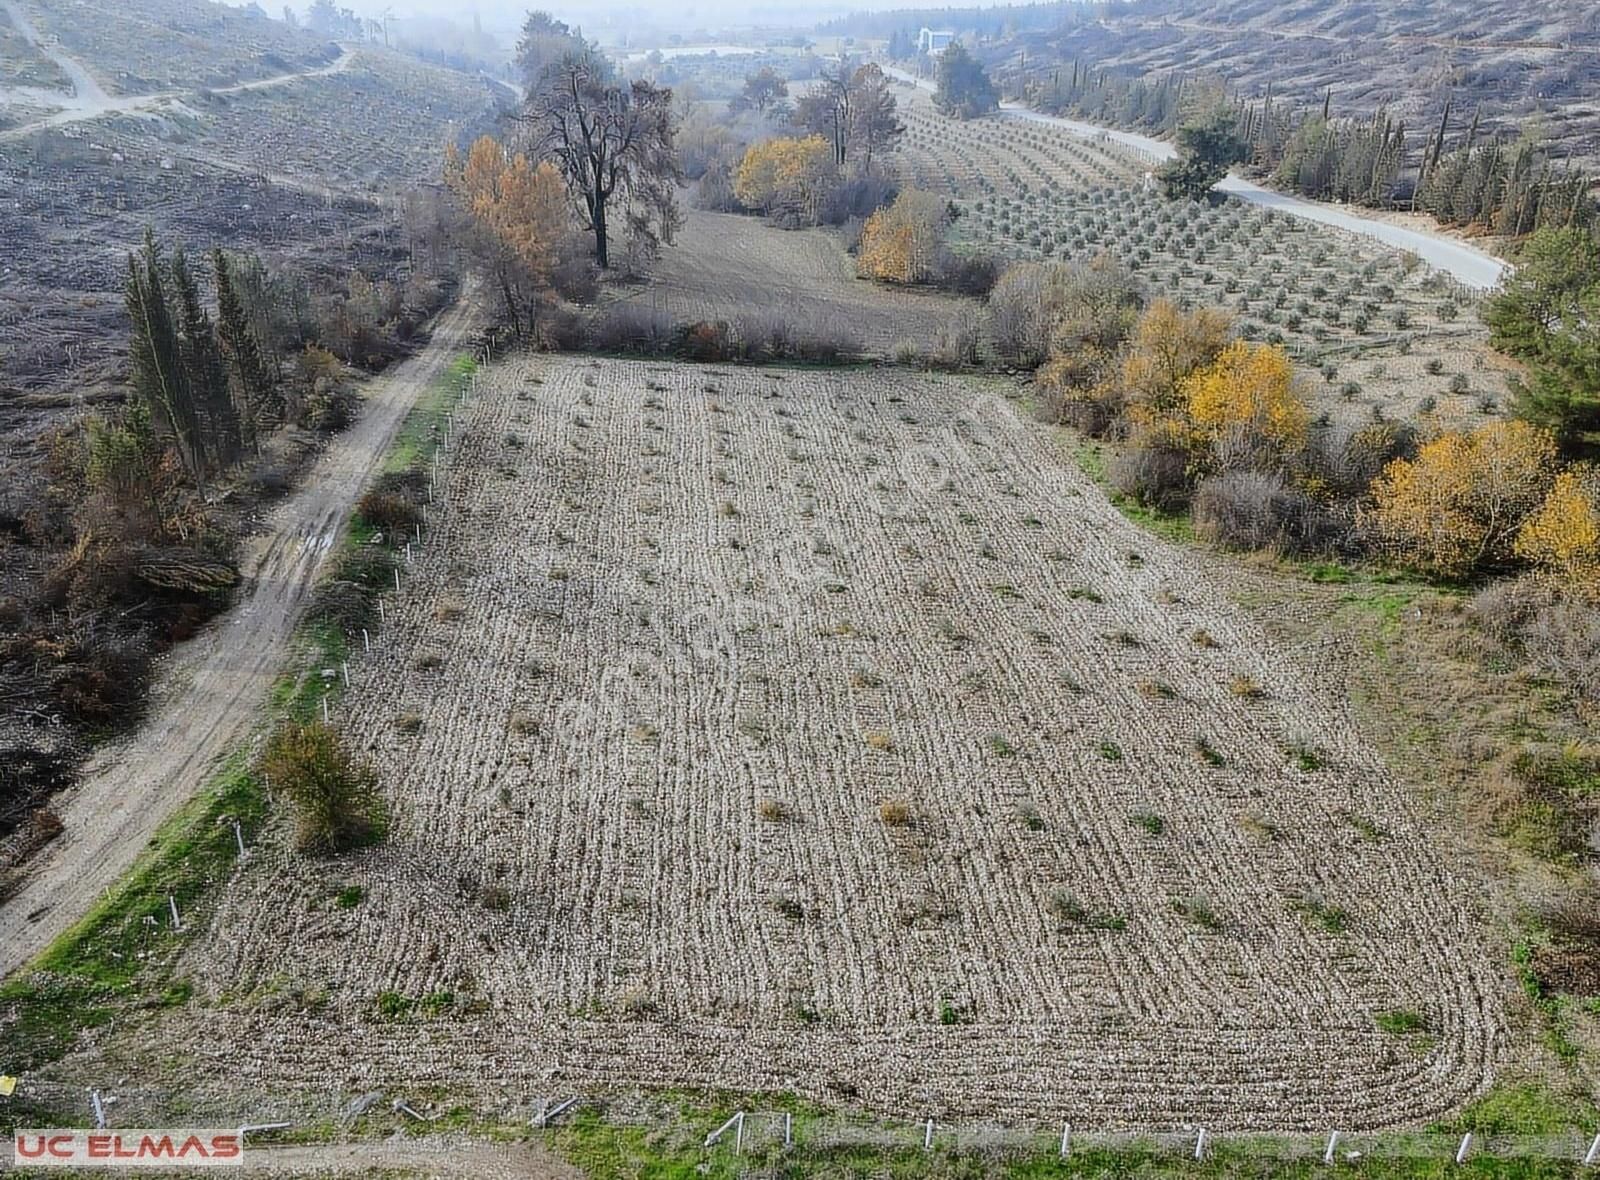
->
864;730;895;752
1193;736;1225;767
1291;893;1349;933
990;583;1022;602
376;990;415;1019
1344;812;1388;842
1172;894;1222;931
1130;811;1165;836
1138;679;1175;700
1286;739;1323;771
1098;740;1123;762
1191;628;1219;648
758;798;791;822
334;885;365;909
773;896;805;921
988;733;1018;758
1018;802;1045;831
1375;1009;1427;1035
937;995;971;1025
1067;585;1102;603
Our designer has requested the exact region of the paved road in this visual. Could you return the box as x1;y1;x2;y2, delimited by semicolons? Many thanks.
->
0;292;480;982
885;66;1510;290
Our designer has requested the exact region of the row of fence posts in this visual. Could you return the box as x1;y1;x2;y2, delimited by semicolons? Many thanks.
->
137;342;500;946
693;1109;1600;1168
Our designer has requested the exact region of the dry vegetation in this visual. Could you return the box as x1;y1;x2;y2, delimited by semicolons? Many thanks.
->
168;355;1503;1127
608;207;972;357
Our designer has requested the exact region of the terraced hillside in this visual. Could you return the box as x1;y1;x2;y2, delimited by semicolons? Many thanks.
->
980;0;1600;166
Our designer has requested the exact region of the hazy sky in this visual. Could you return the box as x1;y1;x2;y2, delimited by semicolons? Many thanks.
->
269;0;976;35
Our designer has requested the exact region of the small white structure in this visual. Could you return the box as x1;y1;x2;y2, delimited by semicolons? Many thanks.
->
918;27;955;55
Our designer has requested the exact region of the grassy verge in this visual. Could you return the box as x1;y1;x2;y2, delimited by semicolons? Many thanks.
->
1065;435;1194;542
0;352;479;1127
540;1093;1600;1180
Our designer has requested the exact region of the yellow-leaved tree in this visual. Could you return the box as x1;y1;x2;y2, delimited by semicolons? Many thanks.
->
734;136;838;225
1515;467;1600;597
1368;419;1560;577
1121;299;1234;415
1182;340;1308;455
857;190;949;284
444;136;569;339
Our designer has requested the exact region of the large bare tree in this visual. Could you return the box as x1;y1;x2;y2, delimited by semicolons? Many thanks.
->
524;54;681;270
793;59;903;168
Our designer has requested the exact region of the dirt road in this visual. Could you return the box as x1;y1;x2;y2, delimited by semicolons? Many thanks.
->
0;8;356;144
0;291;480;982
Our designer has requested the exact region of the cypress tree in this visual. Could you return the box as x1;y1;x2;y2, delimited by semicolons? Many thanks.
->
126;232;206;483
171;245;239;468
214;248;282;449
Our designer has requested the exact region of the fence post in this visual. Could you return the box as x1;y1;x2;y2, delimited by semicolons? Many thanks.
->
1323;1130;1339;1164
924;1119;934;1151
1059;1124;1071;1157
89;1089;106;1129
168;894;181;930
784;1112;792;1149
1194;1129;1207;1161
1455;1132;1472;1165
1584;1131;1600;1166
234;821;246;857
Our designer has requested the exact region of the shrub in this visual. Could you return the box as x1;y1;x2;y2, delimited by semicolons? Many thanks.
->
1191;471;1327;555
1108;440;1189;512
260;721;384;855
989;257;1142;370
1367;420;1560;578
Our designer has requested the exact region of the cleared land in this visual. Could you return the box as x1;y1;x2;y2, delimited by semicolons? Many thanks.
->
159;356;1502;1129
617;207;973;356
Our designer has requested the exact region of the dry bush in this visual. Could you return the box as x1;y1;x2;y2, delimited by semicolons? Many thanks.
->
356;489;421;537
589;304;678;354
1311;421;1418;497
1191;471;1329;555
878;797;914;826
1108;441;1189;512
260;721;383;855
1472;576;1600;710
989;258;1142;369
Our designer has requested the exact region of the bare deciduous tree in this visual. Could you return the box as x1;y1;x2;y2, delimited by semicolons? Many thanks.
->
523;54;681;270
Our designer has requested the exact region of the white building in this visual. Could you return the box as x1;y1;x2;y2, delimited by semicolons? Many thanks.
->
918;28;956;56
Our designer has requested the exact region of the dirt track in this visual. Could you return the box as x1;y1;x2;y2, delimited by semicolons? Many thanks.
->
0;290;480;982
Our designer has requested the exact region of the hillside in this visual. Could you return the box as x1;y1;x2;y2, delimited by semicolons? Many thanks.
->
902;0;1600;166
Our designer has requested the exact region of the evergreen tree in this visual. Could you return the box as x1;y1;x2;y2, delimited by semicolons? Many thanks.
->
126;233;206;482
214;248;282;448
171;245;239;468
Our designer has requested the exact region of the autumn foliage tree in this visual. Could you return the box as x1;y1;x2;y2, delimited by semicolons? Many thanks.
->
734;135;839;225
856;189;949;284
445;135;570;338
1182;340;1308;469
1367;420;1561;578
1515;468;1600;598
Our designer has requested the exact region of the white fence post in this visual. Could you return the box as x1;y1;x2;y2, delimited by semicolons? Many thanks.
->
1324;1130;1340;1164
1456;1133;1473;1165
784;1112;792;1149
704;1112;744;1150
234;820;246;857
89;1089;106;1129
1584;1131;1600;1166
1194;1128;1207;1161
1059;1124;1071;1157
168;894;181;930
923;1119;934;1151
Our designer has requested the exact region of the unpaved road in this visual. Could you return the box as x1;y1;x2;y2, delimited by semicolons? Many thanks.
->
0;291;480;982
0;12;356;144
884;67;1510;289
